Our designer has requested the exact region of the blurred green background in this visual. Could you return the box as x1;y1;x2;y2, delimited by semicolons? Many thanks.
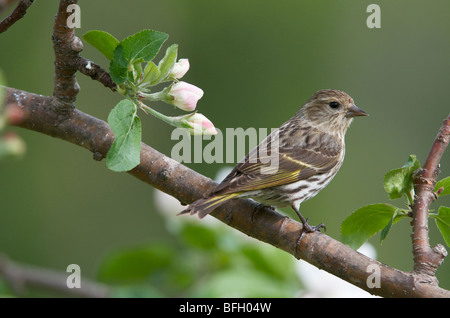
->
0;0;449;296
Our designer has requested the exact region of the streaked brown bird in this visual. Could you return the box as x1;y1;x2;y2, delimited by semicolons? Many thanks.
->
179;89;368;232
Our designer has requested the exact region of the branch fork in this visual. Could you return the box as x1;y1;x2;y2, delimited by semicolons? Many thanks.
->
411;115;450;279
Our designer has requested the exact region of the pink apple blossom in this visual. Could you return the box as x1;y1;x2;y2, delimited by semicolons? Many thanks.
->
169;59;190;79
168;81;204;111
185;113;217;135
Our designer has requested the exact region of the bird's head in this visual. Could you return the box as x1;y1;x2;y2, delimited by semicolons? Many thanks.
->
299;89;368;137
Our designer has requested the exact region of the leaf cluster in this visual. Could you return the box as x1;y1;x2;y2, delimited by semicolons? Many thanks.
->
83;30;186;172
341;155;450;249
97;222;301;297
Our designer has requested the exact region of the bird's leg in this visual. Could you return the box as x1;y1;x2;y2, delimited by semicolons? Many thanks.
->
292;204;326;251
291;204;326;233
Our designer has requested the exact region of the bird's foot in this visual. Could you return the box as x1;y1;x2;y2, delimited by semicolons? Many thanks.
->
302;218;326;233
296;218;326;250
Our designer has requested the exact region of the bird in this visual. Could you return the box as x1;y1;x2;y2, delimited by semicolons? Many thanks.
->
179;89;368;233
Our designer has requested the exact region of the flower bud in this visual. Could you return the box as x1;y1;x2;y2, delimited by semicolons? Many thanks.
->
0;132;26;157
168;81;204;111
184;113;217;135
169;59;190;79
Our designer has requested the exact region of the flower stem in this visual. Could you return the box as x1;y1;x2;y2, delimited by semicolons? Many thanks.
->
138;101;178;127
139;89;172;103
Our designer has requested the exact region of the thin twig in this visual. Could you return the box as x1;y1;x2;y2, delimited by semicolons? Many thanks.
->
4;87;450;298
76;57;116;91
411;114;450;278
0;0;34;34
0;254;110;297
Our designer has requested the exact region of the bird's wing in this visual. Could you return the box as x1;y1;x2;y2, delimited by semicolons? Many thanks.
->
213;132;342;194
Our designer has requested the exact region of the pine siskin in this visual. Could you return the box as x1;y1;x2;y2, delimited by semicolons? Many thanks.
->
179;89;368;232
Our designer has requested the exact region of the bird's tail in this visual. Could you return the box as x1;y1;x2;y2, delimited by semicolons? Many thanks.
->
178;192;241;218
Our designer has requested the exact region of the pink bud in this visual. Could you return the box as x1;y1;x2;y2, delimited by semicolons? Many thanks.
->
5;105;25;125
170;59;190;79
185;113;218;135
169;81;204;111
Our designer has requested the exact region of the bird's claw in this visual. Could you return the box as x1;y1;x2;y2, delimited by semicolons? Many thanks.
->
295;218;326;251
302;217;326;233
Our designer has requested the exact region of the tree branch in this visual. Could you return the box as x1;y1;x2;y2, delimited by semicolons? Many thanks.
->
0;254;109;297
412;115;450;278
52;0;81;113
76;57;116;91
0;0;34;34
4;86;450;298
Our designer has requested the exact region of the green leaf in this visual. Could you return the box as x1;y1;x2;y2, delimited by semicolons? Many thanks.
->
132;60;143;82
435;176;450;197
341;203;406;250
109;286;164;298
156;43;178;83
141;61;161;86
82;30;119;61
106;99;141;172
241;244;295;281
192;269;295;298
431;206;450;247
383;154;420;200
110;29;168;85
380;209;399;245
180;223;219;250
98;244;174;283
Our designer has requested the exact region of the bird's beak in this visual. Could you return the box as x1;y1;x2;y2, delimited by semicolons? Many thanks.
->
346;104;368;118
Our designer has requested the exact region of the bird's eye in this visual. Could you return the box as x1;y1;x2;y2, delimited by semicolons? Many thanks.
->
329;101;340;109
